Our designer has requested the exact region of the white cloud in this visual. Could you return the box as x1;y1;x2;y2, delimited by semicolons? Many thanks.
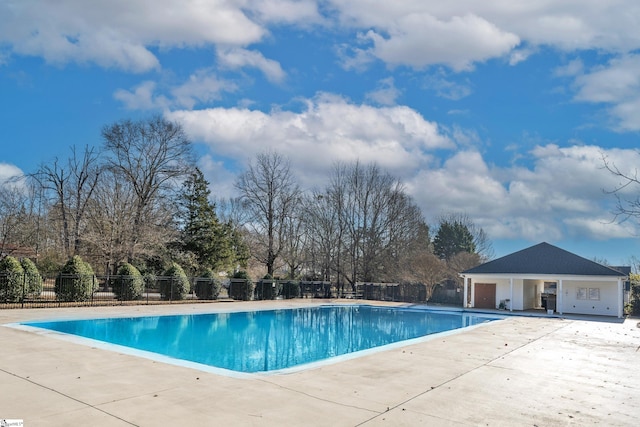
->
408;144;638;242
167;94;454;187
554;58;584;77
246;0;322;24
3;1;640;77
365;77;401;106
409;150;508;215
331;1;640;71
0;163;25;191
563;217;636;240
609;97;640;132
326;2;640;133
0;0;266;71
171;70;239;109
570;54;640;130
114;81;170;110
362;14;519;71
216;47;286;83
197;155;237;200
114;70;238;110
508;47;535;65
574;55;640;104
423;73;473;100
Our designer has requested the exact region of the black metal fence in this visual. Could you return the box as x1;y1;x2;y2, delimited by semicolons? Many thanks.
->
0;273;429;309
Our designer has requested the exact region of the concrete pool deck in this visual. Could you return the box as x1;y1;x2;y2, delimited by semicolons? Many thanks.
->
1;300;639;426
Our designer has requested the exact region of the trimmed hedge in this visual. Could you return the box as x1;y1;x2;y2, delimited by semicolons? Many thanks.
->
21;257;43;296
159;263;189;300
229;270;254;301
55;255;97;302
630;281;640;316
0;256;25;302
255;278;281;300
113;263;144;301
194;269;221;300
281;281;300;299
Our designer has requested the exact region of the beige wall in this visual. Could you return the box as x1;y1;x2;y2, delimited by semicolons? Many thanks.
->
560;280;619;316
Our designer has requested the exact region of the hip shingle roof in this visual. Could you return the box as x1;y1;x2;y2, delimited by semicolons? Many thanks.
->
462;242;627;276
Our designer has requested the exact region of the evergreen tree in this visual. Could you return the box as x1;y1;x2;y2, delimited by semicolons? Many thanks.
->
177;168;233;272
54;255;96;302
0;255;25;302
113;262;144;301
433;220;476;260
21;257;43;296
160;262;189;300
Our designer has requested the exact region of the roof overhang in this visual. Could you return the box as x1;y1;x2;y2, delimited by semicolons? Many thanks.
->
459;273;628;282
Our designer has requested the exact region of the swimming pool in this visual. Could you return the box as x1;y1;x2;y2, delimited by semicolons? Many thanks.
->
22;305;500;374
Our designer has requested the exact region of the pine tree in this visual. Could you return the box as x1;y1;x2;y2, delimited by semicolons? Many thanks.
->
433;220;476;260
177;168;233;271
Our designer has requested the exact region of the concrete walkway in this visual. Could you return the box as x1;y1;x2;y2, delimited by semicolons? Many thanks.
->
1;301;639;426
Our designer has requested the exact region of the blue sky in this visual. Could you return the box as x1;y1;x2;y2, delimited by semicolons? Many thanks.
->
2;0;640;265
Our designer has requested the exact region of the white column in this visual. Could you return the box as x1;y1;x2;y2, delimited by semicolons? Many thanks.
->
463;277;468;308
558;279;563;315
470;279;475;308
618;278;624;319
509;277;513;312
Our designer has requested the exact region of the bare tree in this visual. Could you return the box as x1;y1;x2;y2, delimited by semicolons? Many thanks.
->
306;161;430;290
602;152;640;223
379;192;429;281
279;208;308;279
235;151;301;276
0;183;32;257
301;189;343;282
340;162;408;286
36;145;102;258
400;250;447;300
83;168;137;275
102;116;194;261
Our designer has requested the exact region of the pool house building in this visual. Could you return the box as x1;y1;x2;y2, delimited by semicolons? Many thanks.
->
459;242;629;318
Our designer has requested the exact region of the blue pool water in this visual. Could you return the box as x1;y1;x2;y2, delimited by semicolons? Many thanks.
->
24;305;499;373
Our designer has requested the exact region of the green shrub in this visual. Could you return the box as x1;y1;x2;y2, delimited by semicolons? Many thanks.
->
0;256;25;302
255;274;281;300
229;270;254;301
159;263;189;300
194;269;222;300
630;281;640;316
55;255;97;302
233;270;250;280
281;281;300;299
143;273;157;292
113;263;144;301
35;252;64;277
21;258;43;296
